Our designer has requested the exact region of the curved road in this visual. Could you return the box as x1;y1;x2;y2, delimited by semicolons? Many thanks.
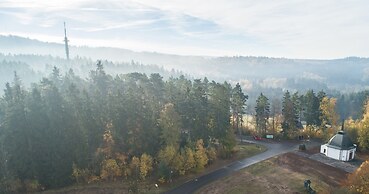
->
164;137;299;194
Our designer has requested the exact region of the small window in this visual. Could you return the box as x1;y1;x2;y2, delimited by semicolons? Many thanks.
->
323;149;326;153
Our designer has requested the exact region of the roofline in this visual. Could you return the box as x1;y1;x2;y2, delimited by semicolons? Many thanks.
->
325;144;356;150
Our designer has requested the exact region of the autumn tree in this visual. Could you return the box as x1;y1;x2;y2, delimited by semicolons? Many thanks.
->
347;160;369;193
100;159;121;181
358;99;369;150
319;96;340;139
157;145;176;181
139;153;153;180
194;139;208;172
183;147;196;173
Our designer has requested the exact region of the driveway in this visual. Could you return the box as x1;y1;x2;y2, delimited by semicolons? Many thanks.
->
164;137;299;194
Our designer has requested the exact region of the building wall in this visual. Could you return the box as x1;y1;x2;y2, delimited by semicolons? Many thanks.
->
320;144;356;161
341;149;356;161
326;147;341;160
320;145;327;155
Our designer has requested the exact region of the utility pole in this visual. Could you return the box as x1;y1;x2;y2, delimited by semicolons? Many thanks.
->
64;22;70;60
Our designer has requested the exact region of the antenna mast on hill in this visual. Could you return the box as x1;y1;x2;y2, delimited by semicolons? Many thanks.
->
64;22;70;60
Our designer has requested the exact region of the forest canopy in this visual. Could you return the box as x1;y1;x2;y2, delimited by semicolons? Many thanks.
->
0;62;239;192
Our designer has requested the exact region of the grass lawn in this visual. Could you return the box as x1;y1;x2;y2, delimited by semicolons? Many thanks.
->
196;153;351;194
41;143;267;194
234;143;267;160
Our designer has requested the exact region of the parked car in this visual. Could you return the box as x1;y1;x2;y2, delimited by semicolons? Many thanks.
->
253;135;262;140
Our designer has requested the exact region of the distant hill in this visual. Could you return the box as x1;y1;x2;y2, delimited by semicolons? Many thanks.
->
1;35;368;93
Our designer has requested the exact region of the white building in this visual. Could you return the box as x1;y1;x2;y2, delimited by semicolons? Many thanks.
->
320;131;356;161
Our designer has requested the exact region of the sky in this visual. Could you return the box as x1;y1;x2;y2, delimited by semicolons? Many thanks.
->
0;0;368;59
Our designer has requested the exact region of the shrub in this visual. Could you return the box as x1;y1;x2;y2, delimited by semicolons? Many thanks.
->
206;147;217;164
100;159;121;181
24;179;42;192
347;160;369;193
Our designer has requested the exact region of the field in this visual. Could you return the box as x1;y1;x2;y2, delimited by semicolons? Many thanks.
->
42;143;266;194
196;152;350;194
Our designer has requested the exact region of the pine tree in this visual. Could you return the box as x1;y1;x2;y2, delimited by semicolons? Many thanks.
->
159;103;182;147
282;90;300;137
255;93;270;135
231;83;248;138
304;90;321;126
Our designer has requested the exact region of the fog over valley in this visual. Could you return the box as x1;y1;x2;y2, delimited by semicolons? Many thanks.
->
1;1;369;193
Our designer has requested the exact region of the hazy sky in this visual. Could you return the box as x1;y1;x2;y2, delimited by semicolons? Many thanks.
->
0;0;368;58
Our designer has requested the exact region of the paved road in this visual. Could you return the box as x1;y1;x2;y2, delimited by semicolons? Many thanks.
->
164;137;299;194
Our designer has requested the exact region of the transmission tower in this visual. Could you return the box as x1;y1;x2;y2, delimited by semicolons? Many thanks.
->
64;22;70;60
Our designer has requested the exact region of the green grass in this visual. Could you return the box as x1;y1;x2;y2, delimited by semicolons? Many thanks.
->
234;143;268;160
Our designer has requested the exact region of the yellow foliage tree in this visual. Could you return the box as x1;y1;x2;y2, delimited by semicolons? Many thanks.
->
72;163;92;184
347;160;369;193
319;97;340;140
115;153;129;178
97;125;115;159
206;147;217;164
172;152;185;175
345;118;360;143
139;153;153;180
183;147;196;173
194;139;208;172
129;156;140;178
100;159;121;181
358;99;369;150
158;145;176;167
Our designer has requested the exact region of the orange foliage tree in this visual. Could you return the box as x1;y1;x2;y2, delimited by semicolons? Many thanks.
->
347;160;369;193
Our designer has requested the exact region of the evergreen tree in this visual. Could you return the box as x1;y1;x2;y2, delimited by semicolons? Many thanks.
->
282;90;300;137
304;90;321;126
255;93;270;135
231;83;248;138
159;103;182;148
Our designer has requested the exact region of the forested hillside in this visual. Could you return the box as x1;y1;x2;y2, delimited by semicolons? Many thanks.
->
1;35;369;92
1;60;368;192
0;62;241;192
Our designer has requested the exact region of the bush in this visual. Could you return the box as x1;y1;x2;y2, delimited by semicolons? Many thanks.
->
100;159;121;181
206;147;217;164
347;160;369;193
218;146;233;159
1;178;23;193
24;179;42;192
157;162;170;183
0;178;43;193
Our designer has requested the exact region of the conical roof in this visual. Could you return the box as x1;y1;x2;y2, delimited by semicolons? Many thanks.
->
327;131;355;150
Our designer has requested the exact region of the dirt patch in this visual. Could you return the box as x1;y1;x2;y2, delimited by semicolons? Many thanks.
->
356;151;369;161
197;152;350;194
198;169;295;194
303;145;320;155
275;153;348;186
